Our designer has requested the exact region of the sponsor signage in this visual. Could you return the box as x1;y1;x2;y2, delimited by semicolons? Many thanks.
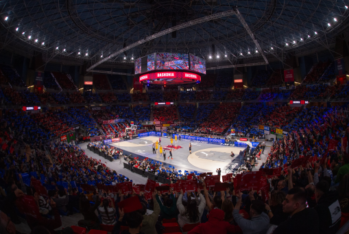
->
61;135;67;141
84;81;93;85
239;138;248;141
276;129;283;135
104;139;112;144
139;71;201;82
284;69;294;82
264;126;270;131
289;100;309;105
22;106;41;111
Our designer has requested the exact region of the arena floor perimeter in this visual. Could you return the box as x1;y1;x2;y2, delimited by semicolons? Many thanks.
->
109;136;246;176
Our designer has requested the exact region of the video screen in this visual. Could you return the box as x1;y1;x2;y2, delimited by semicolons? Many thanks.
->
147;53;155;71
135;58;141;74
189;54;206;74
156;53;189;70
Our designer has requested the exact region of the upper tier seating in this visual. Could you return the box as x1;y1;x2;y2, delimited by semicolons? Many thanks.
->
68;92;85;104
226;89;244;101
180;91;195;101
93;74;111;90
2;86;26;105
195;90;211;101
114;105;135;119
260;104;302;128
132;93;148;102
51;92;70;104
332;82;349;100
242;89;260;101
21;90;41;105
178;104;196;122
303;61;331;84
52;72;76;91
195;103;217;125
232;103;263;134
83;92;102;103
153;106;178;122
163;91;179;101
116;93;131;102
212;90;228;101
99;93;117;103
133;105;151;121
198;103;241;134
148;92;164;102
31;111;74;138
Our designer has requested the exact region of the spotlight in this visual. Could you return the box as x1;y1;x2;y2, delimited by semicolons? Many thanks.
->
308;35;311;38
4;16;8;21
247;51;250;55
28;35;31;40
15;27;19;31
100;55;103;58
85;53;88;56
78;52;81;55
209;55;212;59
271;47;274;50
293;40;296;44
124;56;126;60
255;50;258;53
240;53;243;56
300;38;303;41
225;54;227;57
334;18;337;22
345;5;348;9
22;32;25;35
131;57;134;60
285;43;289;46
327;23;331;27
35;39;38;43
314;31;318;35
63;48;66;52
55;47;59;50
41;42;45;46
216;55;220;58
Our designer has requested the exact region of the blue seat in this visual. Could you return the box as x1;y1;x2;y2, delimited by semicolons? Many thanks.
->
178;170;182;173
62;182;69;189
70;181;77;188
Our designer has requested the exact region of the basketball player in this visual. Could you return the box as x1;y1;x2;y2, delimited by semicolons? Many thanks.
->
189;143;192;154
168;148;173;159
163;150;166;161
152;143;156;154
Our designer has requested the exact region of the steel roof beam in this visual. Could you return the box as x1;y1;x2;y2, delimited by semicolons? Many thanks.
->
234;8;268;64
87;8;237;72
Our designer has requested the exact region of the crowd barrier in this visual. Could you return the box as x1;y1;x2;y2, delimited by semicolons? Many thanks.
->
171;134;225;145
138;131;163;138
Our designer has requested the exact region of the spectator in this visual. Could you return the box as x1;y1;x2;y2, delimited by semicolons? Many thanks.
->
177;189;206;227
98;198;116;226
273;187;319;234
78;193;100;230
265;190;288;225
51;189;69;213
140;191;160;234
335;155;349;183
156;193;178;219
233;193;270;234
188;209;240;234
314;181;341;234
115;209;145;234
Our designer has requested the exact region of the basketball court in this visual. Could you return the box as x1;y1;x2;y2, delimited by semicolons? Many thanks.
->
110;136;246;175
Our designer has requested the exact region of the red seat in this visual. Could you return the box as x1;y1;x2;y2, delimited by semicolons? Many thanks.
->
163;222;181;233
182;223;200;232
88;230;108;234
163;218;177;223
71;226;86;234
100;224;114;232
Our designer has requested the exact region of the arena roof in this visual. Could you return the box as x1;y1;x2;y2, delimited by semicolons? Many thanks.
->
1;0;349;72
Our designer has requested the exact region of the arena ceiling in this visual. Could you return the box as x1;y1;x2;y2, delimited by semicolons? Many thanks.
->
1;0;349;72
